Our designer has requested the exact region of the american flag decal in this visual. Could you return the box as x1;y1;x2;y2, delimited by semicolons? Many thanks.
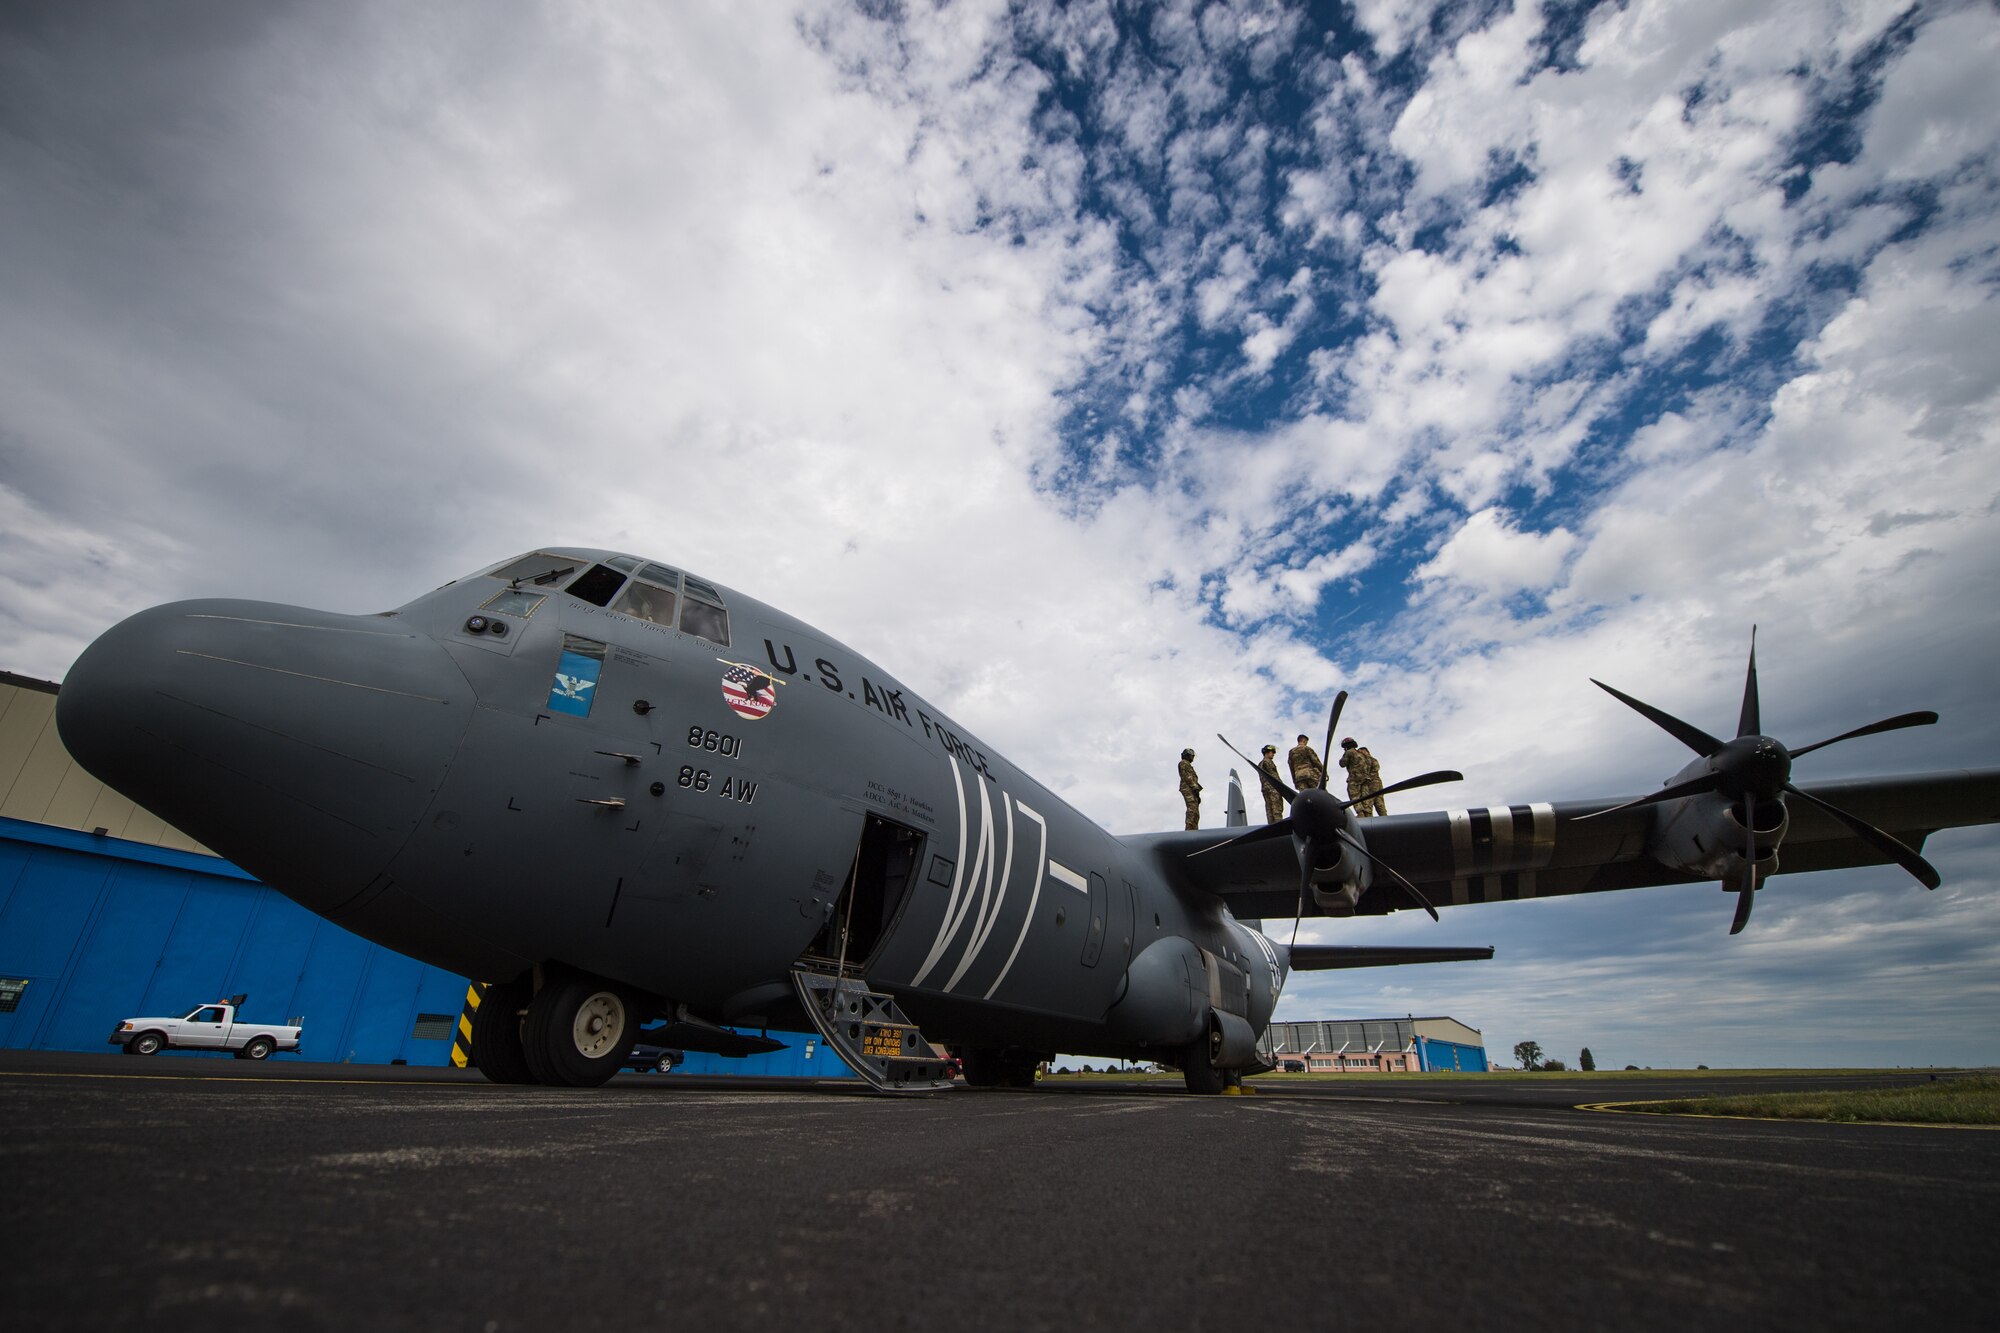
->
719;660;779;721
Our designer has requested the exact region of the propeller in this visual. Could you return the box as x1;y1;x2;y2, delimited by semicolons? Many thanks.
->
1585;628;1940;933
1198;691;1462;933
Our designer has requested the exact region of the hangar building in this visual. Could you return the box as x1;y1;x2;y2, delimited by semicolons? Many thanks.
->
1258;1016;1490;1072
0;671;847;1077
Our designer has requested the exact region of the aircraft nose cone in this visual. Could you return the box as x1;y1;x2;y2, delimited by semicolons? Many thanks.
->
58;600;474;915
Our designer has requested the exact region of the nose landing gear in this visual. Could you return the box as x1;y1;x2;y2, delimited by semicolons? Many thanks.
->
468;969;639;1087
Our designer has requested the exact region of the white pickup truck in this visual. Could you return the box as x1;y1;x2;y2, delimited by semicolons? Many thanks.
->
109;1001;304;1060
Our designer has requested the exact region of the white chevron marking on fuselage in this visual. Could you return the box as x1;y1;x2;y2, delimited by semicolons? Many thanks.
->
948;789;1017;992
912;755;971;987
985;802;1049;1001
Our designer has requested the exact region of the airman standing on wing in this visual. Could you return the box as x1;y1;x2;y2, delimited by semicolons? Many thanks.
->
1341;737;1388;817
1256;745;1287;824
1358;744;1389;816
1287;734;1324;791
1178;748;1202;831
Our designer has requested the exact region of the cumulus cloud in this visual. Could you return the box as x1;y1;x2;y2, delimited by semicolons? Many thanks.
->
1415;507;1578;596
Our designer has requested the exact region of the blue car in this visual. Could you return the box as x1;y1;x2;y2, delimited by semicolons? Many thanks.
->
624;1043;685;1074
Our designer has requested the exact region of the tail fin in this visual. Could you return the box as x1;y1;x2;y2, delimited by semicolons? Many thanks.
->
1226;769;1248;827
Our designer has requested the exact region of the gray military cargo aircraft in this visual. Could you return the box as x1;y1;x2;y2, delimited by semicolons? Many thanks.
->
56;548;2000;1092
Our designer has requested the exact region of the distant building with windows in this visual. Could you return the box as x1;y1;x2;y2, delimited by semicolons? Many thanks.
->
1259;1016;1489;1072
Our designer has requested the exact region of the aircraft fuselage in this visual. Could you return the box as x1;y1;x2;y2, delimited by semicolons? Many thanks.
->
57;548;1284;1076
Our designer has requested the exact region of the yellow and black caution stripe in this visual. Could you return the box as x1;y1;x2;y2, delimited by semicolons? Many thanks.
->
451;982;489;1068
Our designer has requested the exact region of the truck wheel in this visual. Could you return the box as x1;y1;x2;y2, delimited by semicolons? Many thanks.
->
127;1032;164;1056
469;976;536;1085
655;1055;674;1074
524;973;637;1088
240;1036;275;1060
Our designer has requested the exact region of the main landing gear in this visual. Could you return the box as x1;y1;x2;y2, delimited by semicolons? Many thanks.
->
1178;1022;1233;1095
469;968;639;1088
957;1048;1040;1089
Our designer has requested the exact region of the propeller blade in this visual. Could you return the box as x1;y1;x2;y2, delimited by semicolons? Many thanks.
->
1783;783;1941;889
1217;733;1296;803
1591;679;1725;757
1571;771;1723;821
1737;627;1760;739
1290;855;1317;949
1788;711;1940;759
1320;690;1349;777
1729;882;1756;935
1339;768;1463;809
1728;791;1757;935
1335;829;1440;922
1186;818;1293;859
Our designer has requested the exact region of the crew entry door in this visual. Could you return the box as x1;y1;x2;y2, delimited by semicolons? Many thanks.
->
805;814;926;974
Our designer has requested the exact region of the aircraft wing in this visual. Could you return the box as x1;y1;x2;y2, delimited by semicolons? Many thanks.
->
1289;945;1495;970
1120;769;2000;921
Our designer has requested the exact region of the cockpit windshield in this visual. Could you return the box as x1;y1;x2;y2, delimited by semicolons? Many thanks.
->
613;571;677;628
483;550;730;646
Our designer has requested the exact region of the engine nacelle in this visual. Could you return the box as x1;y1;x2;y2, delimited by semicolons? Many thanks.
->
1105;937;1207;1046
1107;927;1287;1070
1307;841;1371;916
1311;877;1362;916
1649;789;1788;887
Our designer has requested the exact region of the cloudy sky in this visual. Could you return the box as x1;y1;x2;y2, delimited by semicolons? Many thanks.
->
5;0;1997;1068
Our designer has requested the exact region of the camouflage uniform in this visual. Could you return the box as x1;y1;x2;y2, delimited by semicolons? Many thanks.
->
1256;753;1287;824
1342;744;1388;817
1287;740;1324;791
1178;753;1201;831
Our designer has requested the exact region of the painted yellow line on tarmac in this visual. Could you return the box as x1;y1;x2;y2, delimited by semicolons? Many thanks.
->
1575;1099;2000;1130
0;1068;479;1089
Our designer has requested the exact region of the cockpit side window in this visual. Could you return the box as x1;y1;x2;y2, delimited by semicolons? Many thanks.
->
680;599;729;646
487;552;588;587
612;577;677;628
480;589;547;619
565;564;628;608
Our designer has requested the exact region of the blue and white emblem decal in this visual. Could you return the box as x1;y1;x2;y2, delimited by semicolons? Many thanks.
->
548;635;607;717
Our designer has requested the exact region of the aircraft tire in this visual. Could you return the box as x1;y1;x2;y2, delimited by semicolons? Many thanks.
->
961;1048;1038;1089
525;973;635;1088
1179;1023;1227;1095
469;976;537;1085
958;1048;1003;1087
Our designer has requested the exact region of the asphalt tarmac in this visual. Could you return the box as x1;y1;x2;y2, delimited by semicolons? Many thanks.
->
4;1054;1994;1331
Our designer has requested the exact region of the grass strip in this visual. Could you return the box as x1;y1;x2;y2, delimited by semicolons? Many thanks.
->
1627;1074;2000;1125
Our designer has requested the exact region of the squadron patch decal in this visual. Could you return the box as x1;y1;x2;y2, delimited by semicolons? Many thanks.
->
718;659;783;721
548;635;607;718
